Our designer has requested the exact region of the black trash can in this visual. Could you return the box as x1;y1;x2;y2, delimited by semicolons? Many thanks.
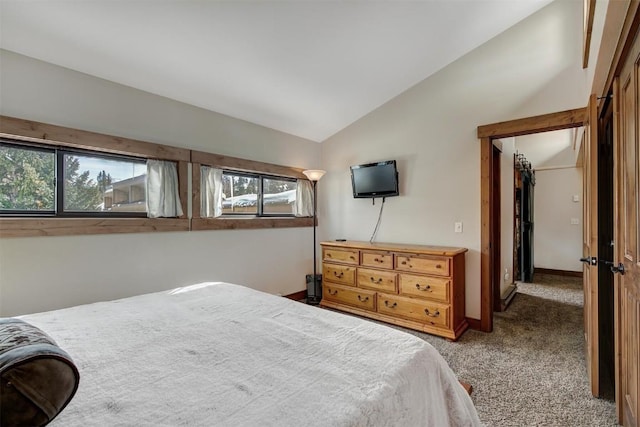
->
306;274;322;305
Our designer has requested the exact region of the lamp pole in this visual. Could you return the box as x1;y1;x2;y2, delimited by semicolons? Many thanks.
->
312;179;318;297
302;169;325;304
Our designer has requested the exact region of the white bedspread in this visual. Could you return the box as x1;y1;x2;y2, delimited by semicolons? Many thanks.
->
22;282;481;426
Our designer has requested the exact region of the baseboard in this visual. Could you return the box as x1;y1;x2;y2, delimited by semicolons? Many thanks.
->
466;318;482;331
500;283;518;311
534;268;583;278
284;290;306;301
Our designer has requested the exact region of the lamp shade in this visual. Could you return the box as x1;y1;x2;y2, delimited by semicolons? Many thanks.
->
303;169;326;182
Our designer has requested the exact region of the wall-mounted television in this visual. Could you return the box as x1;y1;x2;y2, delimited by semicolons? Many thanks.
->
350;160;399;199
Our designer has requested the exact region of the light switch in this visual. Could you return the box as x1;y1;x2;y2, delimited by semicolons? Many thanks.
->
573;195;580;202
571;218;580;225
454;222;463;233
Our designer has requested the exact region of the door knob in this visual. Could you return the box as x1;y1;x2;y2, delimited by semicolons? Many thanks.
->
601;260;625;275
580;257;597;266
611;263;625;275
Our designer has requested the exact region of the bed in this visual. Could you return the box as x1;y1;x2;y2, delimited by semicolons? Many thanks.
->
18;282;481;426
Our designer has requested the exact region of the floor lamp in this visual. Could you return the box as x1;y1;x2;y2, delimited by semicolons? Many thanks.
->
303;169;326;304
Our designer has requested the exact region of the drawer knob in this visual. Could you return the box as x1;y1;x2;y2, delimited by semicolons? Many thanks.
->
424;308;440;317
374;258;384;263
384;300;397;309
333;271;344;278
416;284;432;292
401;260;407;265
350;256;355;260
327;253;332;257
436;264;442;269
357;295;369;302
370;277;383;284
328;289;338;296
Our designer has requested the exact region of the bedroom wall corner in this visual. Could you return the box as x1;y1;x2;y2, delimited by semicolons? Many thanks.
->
318;0;593;320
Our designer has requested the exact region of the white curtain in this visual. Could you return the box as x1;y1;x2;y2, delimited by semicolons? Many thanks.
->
146;160;183;218
295;179;314;217
201;166;223;218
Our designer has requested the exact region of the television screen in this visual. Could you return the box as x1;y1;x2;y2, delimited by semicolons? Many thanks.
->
350;160;399;198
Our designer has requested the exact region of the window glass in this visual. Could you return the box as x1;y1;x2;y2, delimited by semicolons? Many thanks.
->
221;173;259;214
263;177;296;215
0;144;55;212
63;153;147;213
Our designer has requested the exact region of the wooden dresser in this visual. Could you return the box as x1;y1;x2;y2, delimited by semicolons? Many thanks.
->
320;241;468;341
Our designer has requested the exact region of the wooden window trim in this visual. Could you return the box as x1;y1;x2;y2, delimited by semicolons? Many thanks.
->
0;218;189;238
191;154;313;231
0;116;190;238
191;150;307;179
0;116;313;236
191;217;313;231
0;116;189;161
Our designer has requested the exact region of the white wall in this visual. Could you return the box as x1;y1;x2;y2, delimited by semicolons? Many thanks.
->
497;131;583;291
515;129;584;273
532;167;583;272
319;0;596;319
0;50;321;316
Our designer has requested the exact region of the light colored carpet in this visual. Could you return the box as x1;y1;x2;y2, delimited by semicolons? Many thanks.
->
342;274;618;426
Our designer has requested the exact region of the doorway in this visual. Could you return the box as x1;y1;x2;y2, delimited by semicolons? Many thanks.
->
477;105;616;398
478;107;586;332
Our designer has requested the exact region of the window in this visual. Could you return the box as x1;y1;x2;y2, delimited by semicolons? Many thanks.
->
61;152;146;214
0;140;147;217
0;143;55;214
263;177;297;215
220;171;296;216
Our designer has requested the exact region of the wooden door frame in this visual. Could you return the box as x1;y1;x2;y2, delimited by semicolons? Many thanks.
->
477;108;587;332
491;143;502;312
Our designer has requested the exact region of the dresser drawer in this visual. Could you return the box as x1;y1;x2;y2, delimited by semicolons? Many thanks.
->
377;294;449;328
357;268;397;293
323;248;359;265
360;250;393;269
323;263;356;286
323;283;376;311
398;273;450;303
395;254;450;276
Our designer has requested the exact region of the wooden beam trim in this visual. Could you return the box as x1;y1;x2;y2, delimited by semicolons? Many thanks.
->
192;163;202;220
479;137;493;332
192;150;307;179
178;161;189;218
191;217;313;231
477;107;587;139
0;218;189;238
583;0;597;69
0;115;190;162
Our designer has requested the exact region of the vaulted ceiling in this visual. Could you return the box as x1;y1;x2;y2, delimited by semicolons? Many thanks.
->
0;0;554;142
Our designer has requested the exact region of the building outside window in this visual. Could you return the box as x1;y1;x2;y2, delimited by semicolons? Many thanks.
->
221;172;296;216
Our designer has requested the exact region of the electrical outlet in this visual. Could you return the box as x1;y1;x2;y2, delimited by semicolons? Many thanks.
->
573;195;580;202
454;222;463;233
571;218;580;225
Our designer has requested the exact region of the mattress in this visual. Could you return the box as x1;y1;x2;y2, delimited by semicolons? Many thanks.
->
21;282;481;426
